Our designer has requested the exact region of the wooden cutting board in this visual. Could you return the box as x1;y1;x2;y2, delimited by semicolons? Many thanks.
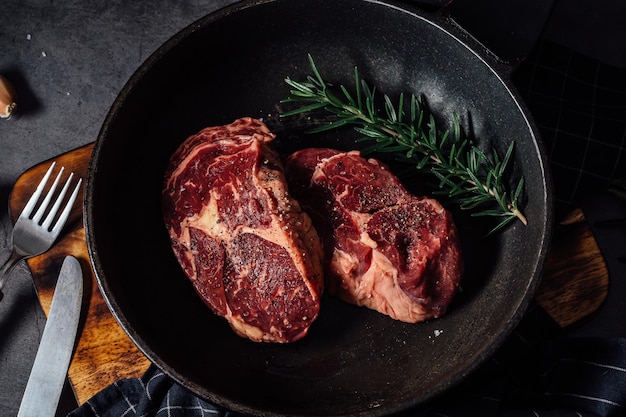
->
8;143;608;405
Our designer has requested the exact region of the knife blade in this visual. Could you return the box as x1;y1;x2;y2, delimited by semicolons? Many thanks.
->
17;255;83;417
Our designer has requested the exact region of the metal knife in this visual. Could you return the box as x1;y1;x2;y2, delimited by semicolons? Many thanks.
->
17;255;83;417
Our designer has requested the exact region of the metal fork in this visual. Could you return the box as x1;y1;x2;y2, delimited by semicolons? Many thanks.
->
0;162;82;301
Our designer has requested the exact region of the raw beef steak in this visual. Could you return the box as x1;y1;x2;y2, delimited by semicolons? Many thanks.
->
162;118;324;342
285;148;463;323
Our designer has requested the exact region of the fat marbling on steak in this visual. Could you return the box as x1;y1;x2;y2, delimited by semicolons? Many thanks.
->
162;118;324;343
285;148;463;323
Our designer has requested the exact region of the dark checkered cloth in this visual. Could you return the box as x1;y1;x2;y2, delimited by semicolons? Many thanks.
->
512;40;626;218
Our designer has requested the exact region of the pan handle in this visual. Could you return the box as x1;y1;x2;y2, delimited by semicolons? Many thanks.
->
409;0;557;66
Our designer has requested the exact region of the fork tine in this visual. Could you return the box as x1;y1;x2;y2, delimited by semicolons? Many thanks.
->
41;172;74;231
19;162;57;221
32;166;64;224
50;176;82;236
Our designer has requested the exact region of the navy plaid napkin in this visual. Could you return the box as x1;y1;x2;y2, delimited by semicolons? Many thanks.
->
512;39;626;218
67;366;233;417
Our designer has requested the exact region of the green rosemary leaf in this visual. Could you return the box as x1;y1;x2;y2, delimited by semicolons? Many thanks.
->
283;77;315;94
485;216;517;236
500;142;515;177
341;84;356;107
448;142;458;166
465;166;483;190
325;88;345;108
438;129;450;151
451;113;461;142
284;90;315;100
354;66;362;110
354;126;387;139
397;93;405;124
384;95;397;122
280;101;329;117
381;143;413;153
484;169;494;193
365;93;376;121
310;116;363;133
513;177;525;201
471;208;513;218
361;80;374;102
461;200;490;212
307;53;325;87
306;75;323;89
428;115;437;145
432;170;458;190
416;154;430;170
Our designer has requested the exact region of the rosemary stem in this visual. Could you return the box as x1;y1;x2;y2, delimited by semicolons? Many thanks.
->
512;207;528;225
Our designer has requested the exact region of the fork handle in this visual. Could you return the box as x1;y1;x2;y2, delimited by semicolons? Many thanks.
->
0;250;25;302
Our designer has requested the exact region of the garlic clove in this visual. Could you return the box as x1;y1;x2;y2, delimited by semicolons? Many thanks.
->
0;74;17;119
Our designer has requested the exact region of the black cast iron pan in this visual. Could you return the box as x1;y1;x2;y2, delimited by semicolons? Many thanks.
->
85;0;554;415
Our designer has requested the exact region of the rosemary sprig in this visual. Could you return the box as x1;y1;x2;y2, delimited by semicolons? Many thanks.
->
280;54;527;233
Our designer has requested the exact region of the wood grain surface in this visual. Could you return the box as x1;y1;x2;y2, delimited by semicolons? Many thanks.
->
8;144;609;405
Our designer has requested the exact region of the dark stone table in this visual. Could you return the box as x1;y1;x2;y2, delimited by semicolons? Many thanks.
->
1;1;624;416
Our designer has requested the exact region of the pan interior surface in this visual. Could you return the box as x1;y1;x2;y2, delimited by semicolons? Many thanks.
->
85;0;552;416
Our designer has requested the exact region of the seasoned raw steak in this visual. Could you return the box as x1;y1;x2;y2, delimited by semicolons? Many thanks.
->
285;148;463;323
162;118;324;342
